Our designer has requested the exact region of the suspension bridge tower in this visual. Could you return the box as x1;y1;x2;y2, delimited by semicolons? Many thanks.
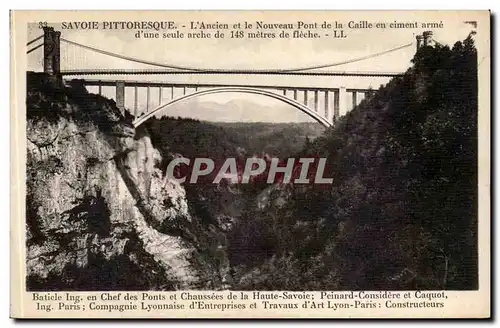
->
42;26;61;76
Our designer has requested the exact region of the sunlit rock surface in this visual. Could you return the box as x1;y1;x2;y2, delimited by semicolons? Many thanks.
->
25;74;222;290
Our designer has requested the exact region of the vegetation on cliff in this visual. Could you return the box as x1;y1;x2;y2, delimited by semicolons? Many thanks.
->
147;35;479;290
230;35;478;290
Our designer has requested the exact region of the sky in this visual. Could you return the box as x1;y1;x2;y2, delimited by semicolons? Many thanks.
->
26;11;478;123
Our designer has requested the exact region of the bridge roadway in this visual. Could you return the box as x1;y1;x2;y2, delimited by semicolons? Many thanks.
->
60;69;404;77
80;78;376;93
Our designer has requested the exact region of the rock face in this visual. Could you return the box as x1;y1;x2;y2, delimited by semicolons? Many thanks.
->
25;74;225;291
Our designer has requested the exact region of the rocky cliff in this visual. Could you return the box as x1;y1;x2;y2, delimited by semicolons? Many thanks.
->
25;74;228;291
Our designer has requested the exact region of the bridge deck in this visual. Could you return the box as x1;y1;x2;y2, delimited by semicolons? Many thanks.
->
60;69;404;77
73;79;378;93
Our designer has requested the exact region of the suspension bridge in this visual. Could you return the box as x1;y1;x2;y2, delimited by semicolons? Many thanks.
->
27;27;435;127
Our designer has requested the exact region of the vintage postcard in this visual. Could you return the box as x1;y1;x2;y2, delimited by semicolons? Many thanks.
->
10;10;490;318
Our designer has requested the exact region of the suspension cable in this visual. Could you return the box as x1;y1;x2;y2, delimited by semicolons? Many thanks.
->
61;37;413;73
292;43;413;71
27;35;43;47
27;43;43;54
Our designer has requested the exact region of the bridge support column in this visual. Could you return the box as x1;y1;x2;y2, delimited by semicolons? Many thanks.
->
115;81;125;114
304;90;308;107
339;86;347;117
324;91;331;124
293;90;298;101
134;86;138;116
314;90;319;112
334;86;346;121
98;81;102;96
352;91;358;111
158;87;163;105
146;86;150;112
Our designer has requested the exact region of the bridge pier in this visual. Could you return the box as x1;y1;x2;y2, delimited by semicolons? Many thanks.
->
115;81;125;114
324;91;331;124
314;90;319;112
339;86;347;117
134;86;138;116
352;90;358;111
146;86;151;112
333;86;347;121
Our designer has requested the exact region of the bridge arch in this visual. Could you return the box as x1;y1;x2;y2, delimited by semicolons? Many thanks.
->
132;87;333;128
